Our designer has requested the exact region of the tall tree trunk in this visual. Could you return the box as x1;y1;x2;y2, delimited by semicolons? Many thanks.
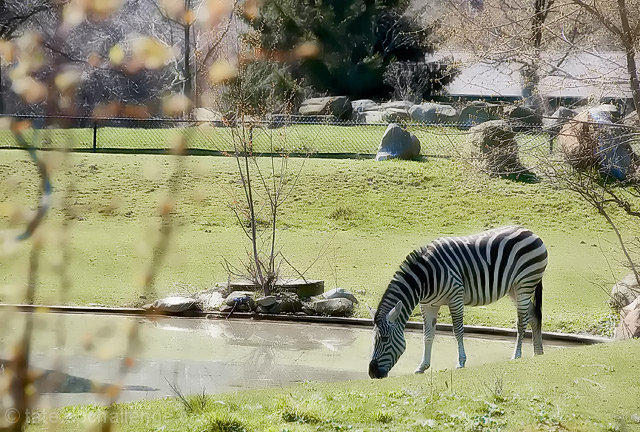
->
617;0;640;120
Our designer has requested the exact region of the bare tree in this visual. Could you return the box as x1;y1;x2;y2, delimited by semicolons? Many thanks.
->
564;0;640;121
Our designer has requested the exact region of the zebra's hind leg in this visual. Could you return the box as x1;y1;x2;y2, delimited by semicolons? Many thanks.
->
512;293;532;360
415;304;440;374
449;298;467;368
529;281;544;355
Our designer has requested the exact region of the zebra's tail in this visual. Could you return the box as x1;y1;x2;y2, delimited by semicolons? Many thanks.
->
533;281;543;322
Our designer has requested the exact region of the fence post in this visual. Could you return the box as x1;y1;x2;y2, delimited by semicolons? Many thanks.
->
92;121;97;152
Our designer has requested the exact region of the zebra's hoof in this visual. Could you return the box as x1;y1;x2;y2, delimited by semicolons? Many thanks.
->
414;365;429;374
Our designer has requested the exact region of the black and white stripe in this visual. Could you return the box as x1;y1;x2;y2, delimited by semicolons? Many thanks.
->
369;226;547;379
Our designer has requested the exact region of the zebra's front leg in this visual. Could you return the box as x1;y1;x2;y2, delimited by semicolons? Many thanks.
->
449;298;467;368
415;304;440;374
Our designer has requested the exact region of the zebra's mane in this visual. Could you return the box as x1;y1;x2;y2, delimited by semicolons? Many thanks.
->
374;246;430;324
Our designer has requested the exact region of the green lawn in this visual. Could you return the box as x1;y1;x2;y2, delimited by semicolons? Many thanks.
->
0;150;632;334
28;341;640;431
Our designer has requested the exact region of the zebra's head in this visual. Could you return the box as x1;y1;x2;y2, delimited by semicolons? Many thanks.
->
368;301;406;379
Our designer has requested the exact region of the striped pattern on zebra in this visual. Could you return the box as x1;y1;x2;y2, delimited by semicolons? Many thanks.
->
368;226;548;379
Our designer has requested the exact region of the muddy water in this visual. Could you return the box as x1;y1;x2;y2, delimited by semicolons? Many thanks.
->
0;312;568;407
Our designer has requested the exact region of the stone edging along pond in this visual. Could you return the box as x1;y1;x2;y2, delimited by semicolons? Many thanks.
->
0;303;610;345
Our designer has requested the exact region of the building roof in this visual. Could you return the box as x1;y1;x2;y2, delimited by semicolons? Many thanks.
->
430;50;634;99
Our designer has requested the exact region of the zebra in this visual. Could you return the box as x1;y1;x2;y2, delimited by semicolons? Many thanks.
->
368;226;547;379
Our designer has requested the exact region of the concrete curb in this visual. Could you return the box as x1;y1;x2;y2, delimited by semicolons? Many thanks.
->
0;303;610;345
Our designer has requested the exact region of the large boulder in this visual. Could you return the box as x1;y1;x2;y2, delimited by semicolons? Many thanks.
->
256;292;303;314
375;123;421;161
609;273;640;311
615;297;640;340
542;106;579;134
557;105;640;181
409;103;458;124
315;288;359;304
503;105;542;130
309;298;354;317
355;110;384;123
459;101;502;127
381;101;413;123
298;96;352;120
468;120;533;180
147;296;199;313
352;99;380;113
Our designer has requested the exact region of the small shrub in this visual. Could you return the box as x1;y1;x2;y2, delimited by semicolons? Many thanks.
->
205;412;247;432
372;411;394;424
328;206;359;221
276;400;322;424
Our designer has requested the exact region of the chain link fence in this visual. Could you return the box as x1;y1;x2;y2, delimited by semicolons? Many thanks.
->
0;114;561;159
2;114;639;166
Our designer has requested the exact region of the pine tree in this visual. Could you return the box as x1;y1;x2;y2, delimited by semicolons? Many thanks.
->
243;0;454;100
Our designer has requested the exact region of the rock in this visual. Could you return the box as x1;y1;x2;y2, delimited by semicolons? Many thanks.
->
459;101;502;126
310;298;354;316
148;296;199;313
352;99;380;113
615;307;640;340
316;288;359;304
196;290;225;311
543;106;579;134
558;105;640;181
262;292;303;314
298;96;352;120
375;123;421;161
503;105;542;130
467;120;533;180
256;295;277;308
224;291;256;311
276;279;324;298
609;273;640;310
409;103;457;124
380;101;413;123
354;110;384;123
382;100;414;110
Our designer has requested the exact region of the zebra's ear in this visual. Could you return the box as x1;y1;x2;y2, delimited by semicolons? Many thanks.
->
387;301;403;323
367;305;376;319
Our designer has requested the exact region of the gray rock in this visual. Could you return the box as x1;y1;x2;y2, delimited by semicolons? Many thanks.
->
352;99;380;113
316;288;359;304
409;103;457;124
381;100;414;110
467;120;532;179
266;292;303;314
459;101;502;126
256;295;277;308
609;273;640;310
503;105;542;130
298;96;352;119
196;290;225;311
542;106;578;132
354;110;384;123
380;101;413;123
375;123;421;161
224;291;256;311
149;296;199;313
311;298;354;316
558;106;640;181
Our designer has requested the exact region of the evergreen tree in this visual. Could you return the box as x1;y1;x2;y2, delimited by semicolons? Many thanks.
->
243;0;454;100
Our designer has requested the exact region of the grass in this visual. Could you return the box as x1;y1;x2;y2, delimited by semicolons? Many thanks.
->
26;341;640;431
0;149;634;333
